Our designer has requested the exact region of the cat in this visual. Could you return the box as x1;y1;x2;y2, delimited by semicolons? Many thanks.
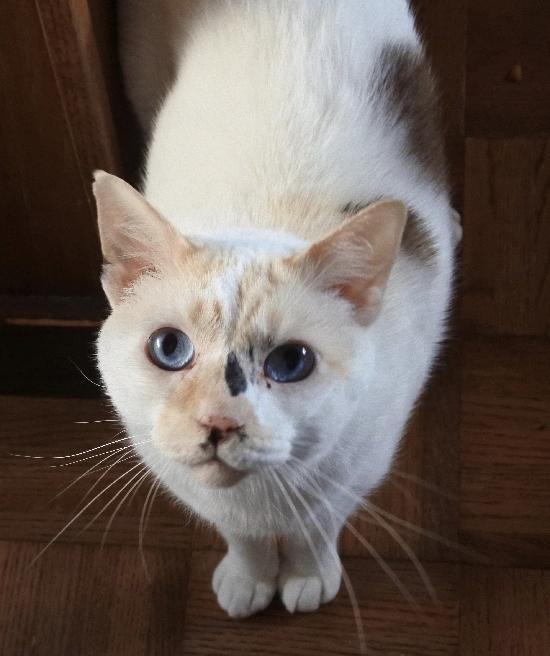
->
94;0;458;619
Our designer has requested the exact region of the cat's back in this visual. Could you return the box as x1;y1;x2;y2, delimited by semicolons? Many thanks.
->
123;1;432;236
121;0;417;130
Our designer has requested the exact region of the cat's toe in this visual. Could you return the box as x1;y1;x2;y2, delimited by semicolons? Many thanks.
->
216;575;276;618
279;569;341;613
280;575;322;612
213;556;276;618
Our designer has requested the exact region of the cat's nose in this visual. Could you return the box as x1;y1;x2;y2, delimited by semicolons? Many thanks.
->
200;415;241;433
199;415;242;446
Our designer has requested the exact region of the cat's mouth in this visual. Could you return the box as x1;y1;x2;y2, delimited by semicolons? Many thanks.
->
191;456;247;488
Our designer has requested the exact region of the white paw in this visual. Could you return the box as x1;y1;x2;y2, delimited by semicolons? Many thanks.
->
278;562;341;613
212;554;277;618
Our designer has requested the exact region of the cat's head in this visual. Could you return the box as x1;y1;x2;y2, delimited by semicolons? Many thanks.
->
94;172;406;488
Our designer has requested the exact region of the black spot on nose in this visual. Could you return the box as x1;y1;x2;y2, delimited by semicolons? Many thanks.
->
225;352;247;396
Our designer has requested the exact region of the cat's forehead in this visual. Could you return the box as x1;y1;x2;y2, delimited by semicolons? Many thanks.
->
177;228;307;334
189;255;289;348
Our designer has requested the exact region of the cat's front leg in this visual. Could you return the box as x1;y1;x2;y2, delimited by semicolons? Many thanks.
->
212;532;279;618
278;524;342;613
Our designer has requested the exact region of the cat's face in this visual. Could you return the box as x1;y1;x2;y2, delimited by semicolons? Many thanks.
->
94;172;406;488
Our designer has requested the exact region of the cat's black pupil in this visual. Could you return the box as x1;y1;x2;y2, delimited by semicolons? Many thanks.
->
281;346;300;371
162;333;178;356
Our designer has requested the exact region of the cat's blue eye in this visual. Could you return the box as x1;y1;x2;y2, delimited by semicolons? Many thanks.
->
147;328;194;371
264;342;315;383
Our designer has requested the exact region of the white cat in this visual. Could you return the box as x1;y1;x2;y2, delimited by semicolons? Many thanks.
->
95;0;457;619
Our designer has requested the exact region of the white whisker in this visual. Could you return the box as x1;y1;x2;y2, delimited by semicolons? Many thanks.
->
391;469;457;500
139;467;166;580
68;359;103;389
77;464;149;538
28;462;144;567
11;429;129;461
344;520;420;610
51;446;135;502
49;432;130;459
76;450;138;510
362;501;486;562
386;477;423;514
50;439;151;468
75;419;119;424
364;505;438;604
99;467;152;549
49;445;135;468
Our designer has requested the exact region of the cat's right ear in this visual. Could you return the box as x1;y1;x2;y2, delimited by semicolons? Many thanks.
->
289;200;407;325
93;171;193;307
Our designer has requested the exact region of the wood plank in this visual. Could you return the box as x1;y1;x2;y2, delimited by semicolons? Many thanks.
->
466;0;550;137
460;337;550;565
461;338;550;468
183;551;458;656
0;397;193;549
460;566;550;656
462;137;550;336
411;0;467;205
0;0;101;296
35;0;123;178
0;541;190;656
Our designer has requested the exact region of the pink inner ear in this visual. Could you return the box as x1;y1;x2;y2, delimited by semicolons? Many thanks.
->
289;200;407;325
101;263;135;306
331;280;369;311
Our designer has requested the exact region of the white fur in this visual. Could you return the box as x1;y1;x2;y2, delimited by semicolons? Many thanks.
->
104;0;456;618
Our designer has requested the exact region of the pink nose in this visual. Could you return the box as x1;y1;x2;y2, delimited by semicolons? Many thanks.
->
199;415;242;435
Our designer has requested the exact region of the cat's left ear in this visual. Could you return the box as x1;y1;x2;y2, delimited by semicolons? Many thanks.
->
93;170;193;306
290;200;407;325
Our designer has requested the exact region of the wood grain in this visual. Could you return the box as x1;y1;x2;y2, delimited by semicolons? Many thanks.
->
0;0;101;296
466;0;550;137
0;541;190;656
460;337;550;565
460;566;550;656
35;0;123;178
462;138;550;336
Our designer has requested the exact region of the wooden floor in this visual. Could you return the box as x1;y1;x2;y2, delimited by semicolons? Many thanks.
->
2;1;550;654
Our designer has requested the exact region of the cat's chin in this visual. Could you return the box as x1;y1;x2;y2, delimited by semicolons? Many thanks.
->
191;459;247;489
